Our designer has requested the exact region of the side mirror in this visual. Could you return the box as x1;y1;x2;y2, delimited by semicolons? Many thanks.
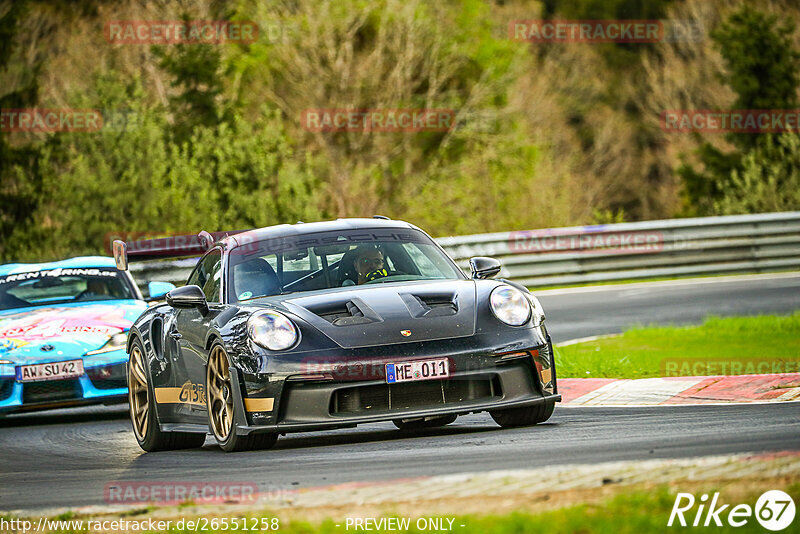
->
146;281;176;302
166;285;208;314
469;257;502;279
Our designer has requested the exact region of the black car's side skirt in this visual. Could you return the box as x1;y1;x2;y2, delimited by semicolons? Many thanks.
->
159;423;209;434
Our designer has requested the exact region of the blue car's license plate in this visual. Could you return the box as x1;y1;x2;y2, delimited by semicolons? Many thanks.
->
15;360;84;382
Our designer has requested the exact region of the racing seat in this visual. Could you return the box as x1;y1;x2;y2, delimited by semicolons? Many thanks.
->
232;258;282;300
337;249;360;286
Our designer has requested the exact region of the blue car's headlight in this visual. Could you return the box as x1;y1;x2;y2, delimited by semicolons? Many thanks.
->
86;332;128;356
248;311;299;351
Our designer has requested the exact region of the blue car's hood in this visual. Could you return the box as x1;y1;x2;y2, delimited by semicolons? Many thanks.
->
0;300;146;364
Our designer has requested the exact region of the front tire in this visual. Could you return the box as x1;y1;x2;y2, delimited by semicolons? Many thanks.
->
206;341;278;452
128;338;205;451
490;401;555;428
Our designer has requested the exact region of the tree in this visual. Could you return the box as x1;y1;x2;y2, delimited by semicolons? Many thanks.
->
20;75;321;261
679;5;800;215
0;1;44;260
714;7;799;117
151;14;228;146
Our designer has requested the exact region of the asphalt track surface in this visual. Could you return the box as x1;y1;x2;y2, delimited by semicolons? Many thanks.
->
1;274;799;511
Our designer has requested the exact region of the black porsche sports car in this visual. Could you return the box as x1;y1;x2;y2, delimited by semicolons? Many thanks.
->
114;218;560;452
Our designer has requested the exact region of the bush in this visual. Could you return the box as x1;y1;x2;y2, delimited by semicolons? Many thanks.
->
714;132;800;215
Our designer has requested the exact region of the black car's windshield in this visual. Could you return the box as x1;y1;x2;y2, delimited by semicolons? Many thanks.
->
228;229;464;302
0;267;135;310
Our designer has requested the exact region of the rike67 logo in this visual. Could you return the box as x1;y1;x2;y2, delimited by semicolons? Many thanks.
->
669;490;795;530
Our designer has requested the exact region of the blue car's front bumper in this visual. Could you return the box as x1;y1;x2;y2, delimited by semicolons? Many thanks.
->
0;350;128;414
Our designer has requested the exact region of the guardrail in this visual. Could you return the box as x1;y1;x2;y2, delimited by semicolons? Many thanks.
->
130;258;197;287
130;212;800;289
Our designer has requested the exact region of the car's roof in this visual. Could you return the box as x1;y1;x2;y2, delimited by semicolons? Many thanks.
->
0;256;116;277
225;218;420;248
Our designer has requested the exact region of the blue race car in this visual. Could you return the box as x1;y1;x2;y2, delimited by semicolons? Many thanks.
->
0;257;174;415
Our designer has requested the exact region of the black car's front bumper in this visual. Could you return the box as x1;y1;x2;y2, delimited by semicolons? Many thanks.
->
231;331;559;436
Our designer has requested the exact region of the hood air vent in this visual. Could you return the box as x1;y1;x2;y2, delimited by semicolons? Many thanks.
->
400;293;458;318
307;298;380;326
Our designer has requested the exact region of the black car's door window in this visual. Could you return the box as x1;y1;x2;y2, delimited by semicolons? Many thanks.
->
187;249;222;303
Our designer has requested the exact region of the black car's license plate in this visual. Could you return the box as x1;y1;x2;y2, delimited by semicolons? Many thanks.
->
385;358;449;384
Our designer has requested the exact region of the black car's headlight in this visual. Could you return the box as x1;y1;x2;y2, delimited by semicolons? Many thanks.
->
490;286;531;326
86;332;128;355
247;311;299;351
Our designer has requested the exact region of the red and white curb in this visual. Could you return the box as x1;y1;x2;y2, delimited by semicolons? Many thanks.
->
559;373;800;406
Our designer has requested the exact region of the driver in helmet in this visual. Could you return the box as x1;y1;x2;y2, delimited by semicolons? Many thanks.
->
354;245;388;285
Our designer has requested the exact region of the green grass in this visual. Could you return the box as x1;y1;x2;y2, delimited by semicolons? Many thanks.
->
166;485;797;534
556;313;800;378
443;484;800;534
32;483;800;534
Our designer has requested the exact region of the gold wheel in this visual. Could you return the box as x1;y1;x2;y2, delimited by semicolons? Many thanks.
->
128;345;149;441
207;345;234;442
